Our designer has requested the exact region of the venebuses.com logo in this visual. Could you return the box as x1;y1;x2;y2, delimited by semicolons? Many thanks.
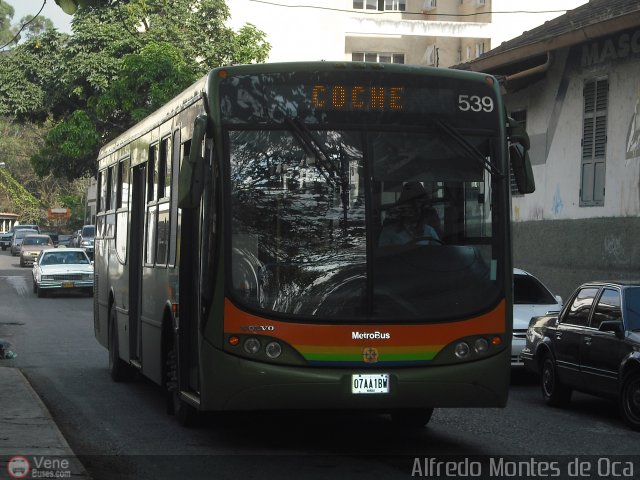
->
6;456;30;479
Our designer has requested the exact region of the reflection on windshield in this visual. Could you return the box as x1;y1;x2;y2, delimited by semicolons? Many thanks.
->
229;127;500;322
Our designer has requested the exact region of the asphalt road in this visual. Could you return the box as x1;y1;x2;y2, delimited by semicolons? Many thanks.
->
1;248;638;480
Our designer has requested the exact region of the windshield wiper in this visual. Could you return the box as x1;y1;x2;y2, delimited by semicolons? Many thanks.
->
436;121;504;178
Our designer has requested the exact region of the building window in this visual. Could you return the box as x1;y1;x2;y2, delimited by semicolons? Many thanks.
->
384;0;406;11
475;42;485;58
353;0;377;10
354;0;406;11
581;77;608;206
509;110;527;197
352;52;404;63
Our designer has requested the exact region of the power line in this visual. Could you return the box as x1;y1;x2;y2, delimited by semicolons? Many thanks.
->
0;0;48;51
245;0;572;17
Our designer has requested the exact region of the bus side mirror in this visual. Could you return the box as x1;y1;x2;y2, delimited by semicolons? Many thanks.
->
507;117;535;194
510;144;535;194
178;114;209;209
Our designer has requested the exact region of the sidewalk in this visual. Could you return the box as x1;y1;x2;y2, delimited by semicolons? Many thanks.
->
0;366;90;479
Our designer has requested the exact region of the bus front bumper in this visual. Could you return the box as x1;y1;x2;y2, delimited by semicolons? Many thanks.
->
198;341;510;411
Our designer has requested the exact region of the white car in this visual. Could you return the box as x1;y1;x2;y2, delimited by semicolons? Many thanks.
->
32;248;94;298
512;268;562;367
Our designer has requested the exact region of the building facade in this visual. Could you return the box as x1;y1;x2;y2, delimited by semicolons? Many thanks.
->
228;0;587;67
461;0;640;298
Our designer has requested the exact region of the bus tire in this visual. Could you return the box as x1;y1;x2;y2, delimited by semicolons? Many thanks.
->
109;308;133;382
540;353;571;407
166;346;199;427
391;408;434;428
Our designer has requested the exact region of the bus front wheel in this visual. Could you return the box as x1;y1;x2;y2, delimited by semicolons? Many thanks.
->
391;408;434;428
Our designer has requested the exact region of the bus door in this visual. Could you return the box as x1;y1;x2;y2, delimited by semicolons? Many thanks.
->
177;137;204;396
129;163;146;361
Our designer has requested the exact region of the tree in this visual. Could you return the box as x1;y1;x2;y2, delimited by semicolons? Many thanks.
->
22;0;271;180
0;0;15;46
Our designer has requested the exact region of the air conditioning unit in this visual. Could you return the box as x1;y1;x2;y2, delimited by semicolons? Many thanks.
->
422;0;437;12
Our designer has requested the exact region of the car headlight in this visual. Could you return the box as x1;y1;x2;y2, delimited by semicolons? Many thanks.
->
42;275;54;280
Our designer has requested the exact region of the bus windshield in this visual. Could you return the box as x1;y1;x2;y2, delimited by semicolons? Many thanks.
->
229;125;500;322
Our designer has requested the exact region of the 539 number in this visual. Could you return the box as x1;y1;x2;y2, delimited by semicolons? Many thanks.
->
458;94;494;113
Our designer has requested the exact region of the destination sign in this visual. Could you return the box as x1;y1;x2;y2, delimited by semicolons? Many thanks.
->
310;84;405;112
218;69;499;128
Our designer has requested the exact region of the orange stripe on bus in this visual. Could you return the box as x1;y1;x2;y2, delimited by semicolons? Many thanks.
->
223;298;505;347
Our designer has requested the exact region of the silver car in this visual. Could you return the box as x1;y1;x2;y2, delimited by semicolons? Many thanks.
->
512;268;562;367
20;234;54;267
10;229;38;256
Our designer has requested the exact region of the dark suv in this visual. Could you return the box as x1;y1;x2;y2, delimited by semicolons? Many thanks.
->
1;224;40;251
523;281;640;430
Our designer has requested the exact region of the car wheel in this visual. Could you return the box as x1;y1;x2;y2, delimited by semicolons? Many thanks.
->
390;408;434;428
620;371;640;431
541;353;571;407
108;308;134;382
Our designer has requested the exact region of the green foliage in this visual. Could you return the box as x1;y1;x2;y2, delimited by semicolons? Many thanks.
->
96;42;198;126
0;0;15;46
2;0;271;181
33;111;101;180
0;167;43;223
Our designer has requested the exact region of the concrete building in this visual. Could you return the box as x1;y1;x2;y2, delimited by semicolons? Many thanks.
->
459;0;640;298
228;0;587;67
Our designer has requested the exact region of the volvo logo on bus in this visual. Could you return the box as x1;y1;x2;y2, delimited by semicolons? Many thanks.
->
241;325;275;332
352;331;391;340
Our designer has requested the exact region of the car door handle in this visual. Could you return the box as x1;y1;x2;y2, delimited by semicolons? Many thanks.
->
555;332;563;340
584;336;592;346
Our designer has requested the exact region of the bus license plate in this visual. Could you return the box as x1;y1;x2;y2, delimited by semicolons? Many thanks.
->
352;373;389;394
62;282;74;288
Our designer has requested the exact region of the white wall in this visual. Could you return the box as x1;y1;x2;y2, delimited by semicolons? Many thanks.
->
510;28;640;221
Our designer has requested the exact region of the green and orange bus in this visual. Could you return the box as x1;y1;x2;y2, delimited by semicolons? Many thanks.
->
94;61;534;426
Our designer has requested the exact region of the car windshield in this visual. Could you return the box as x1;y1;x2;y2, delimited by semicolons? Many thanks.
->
23;236;50;246
514;273;557;304
624;287;640;331
15;230;37;239
81;225;95;237
41;251;90;265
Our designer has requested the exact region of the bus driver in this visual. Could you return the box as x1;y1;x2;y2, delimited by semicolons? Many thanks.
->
378;181;442;247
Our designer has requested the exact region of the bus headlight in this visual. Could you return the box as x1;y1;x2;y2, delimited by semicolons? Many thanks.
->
265;341;282;359
243;337;261;354
474;338;489;353
454;342;470;359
